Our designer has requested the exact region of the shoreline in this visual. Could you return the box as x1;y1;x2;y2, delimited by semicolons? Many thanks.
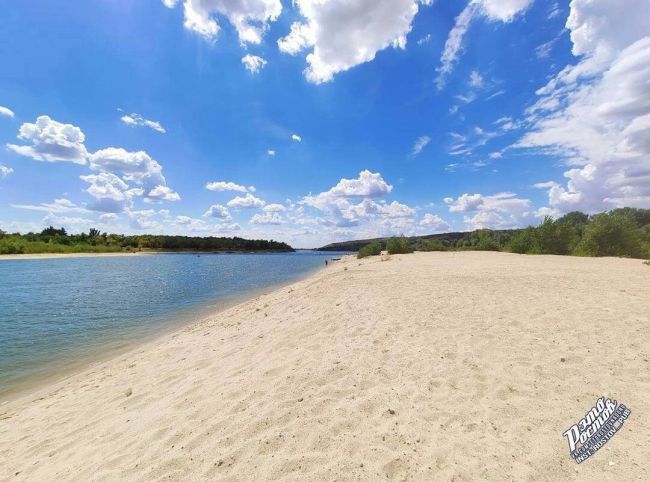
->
2;252;648;480
0;258;335;402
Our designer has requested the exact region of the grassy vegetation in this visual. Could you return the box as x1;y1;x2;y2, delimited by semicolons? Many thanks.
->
354;208;650;261
0;226;294;255
357;241;381;259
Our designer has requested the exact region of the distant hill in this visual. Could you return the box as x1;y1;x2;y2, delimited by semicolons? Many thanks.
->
317;230;512;252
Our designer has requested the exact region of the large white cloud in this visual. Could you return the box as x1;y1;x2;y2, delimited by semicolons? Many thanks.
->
278;0;433;84
419;213;451;233
517;0;650;213
80;172;142;213
444;192;534;230
7;115;88;164
163;0;282;44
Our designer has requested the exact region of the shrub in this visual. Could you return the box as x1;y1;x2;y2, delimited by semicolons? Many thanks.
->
357;241;382;259
414;239;447;251
386;236;413;254
574;212;643;258
507;227;538;254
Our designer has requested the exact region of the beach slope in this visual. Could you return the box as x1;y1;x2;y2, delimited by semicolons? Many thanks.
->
1;252;649;481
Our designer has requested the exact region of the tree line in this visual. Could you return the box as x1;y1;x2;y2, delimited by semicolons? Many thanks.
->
357;208;650;260
0;227;293;254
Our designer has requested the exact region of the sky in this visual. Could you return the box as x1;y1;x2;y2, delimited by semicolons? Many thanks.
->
0;0;648;248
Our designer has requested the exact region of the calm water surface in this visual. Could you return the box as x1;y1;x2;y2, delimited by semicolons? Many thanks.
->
0;251;346;395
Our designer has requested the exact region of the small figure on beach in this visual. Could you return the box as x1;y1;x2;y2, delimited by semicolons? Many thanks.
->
325;260;328;266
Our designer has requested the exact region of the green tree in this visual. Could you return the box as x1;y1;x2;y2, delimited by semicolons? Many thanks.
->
414;238;447;251
575;212;643;257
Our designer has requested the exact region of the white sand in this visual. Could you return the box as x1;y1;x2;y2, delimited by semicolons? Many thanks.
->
1;252;648;481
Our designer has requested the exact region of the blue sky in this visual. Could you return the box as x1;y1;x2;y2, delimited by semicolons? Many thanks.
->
0;0;648;247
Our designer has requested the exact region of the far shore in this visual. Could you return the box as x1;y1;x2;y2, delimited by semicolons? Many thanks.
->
1;251;648;481
0;249;302;261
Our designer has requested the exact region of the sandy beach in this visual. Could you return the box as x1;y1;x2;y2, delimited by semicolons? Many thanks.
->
1;251;648;481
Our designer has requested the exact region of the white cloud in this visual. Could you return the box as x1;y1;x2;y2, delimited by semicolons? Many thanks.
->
291;133;302;142
326;170;393;198
517;0;650;213
435;0;533;89
267;149;276;156
227;192;265;209
121;113;166;133
11;198;89;214
411;135;431;156
263;203;286;213
250;212;284;225
0;106;15;118
205;180;251;192
145;185;181;203
444;192;534;229
469;70;484;88
241;54;267;73
163;0;282;44
89;148;169;194
7;115;88;164
0;164;13;179
100;213;119;222
203;204;232;219
80;172;141;213
278;0;433;84
419;213;451;232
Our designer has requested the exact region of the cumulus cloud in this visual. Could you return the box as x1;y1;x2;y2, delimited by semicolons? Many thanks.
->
205;180;252;193
7;115;88;164
0;105;15;118
435;0;533;89
145;185;181;203
227;192;266;209
121;113;166;133
203;204;232;219
291;133;302;142
163;0;282;44
250;212;283;225
444;192;534;229
517;0;650;213
11;198;89;214
278;0;433;84
411;135;431;156
299;170;416;232
267;149;276;156
80;172;141;213
0;164;13;179
90;148;164;187
263;203;286;213
241;54;267;73
419;213;451;232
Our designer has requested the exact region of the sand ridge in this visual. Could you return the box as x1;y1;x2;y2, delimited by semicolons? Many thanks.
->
1;251;648;481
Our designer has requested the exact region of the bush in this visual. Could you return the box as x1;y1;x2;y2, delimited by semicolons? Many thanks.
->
357;241;382;259
414;239;447;251
574;212;643;257
386;236;413;254
507;227;537;254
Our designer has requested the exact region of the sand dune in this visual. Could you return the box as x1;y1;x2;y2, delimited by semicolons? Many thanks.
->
1;252;648;481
